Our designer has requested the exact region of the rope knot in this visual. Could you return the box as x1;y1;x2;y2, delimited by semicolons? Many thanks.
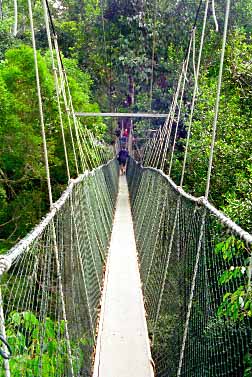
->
0;257;12;276
197;196;205;206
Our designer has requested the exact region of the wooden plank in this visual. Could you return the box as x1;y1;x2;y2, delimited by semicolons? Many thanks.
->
92;176;154;377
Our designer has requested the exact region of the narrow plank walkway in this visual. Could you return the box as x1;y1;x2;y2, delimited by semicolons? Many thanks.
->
93;175;154;377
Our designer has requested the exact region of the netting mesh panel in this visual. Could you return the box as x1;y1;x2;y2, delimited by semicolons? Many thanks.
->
0;159;118;377
127;159;252;377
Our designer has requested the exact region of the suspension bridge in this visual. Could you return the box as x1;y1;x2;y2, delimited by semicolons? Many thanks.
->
0;0;252;376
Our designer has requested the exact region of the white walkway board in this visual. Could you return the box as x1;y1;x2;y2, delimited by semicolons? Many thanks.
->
93;176;154;377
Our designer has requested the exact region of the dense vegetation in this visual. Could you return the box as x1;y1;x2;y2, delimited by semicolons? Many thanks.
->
0;1;251;248
0;0;251;375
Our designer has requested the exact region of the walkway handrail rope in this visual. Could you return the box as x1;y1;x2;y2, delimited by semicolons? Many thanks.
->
0;158;118;377
128;156;252;375
27;1;75;375
0;159;116;274
177;2;231;375
149;34;196;338
132;162;252;245
140;7;215;351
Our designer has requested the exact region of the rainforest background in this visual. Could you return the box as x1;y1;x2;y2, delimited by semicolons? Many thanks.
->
0;0;251;253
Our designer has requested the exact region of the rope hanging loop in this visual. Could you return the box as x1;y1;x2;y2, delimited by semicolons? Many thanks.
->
0;335;12;360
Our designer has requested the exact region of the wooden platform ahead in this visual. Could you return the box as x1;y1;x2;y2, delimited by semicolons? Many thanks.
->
92;175;154;377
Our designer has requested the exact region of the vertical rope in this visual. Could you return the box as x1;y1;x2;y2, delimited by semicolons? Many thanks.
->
149;0;157;111
205;0;230;199
177;2;230;375
0;289;10;377
153;198;181;345
180;0;210;187
64;77;87;172
160;71;184;171
42;0;79;176
212;0;219;32
42;0;71;182
177;210;206;377
27;0;53;208
53;35;71;181
168;39;192;176
13;0;17;36
28;1;75;375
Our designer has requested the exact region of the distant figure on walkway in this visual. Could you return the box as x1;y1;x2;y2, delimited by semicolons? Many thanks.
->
123;128;129;138
119;135;127;148
117;147;129;175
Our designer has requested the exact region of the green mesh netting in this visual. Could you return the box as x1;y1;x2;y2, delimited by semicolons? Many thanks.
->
0;159;118;377
127;158;252;377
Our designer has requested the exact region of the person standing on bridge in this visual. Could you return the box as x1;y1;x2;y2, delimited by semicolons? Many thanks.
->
123;128;129;138
117;147;129;175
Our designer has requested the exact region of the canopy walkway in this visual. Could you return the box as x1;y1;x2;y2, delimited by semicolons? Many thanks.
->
0;158;251;376
93;175;153;377
0;0;252;376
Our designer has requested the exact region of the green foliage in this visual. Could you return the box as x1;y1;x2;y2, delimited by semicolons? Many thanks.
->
1;311;86;376
171;29;252;233
244;352;252;377
0;44;106;251
215;236;252;321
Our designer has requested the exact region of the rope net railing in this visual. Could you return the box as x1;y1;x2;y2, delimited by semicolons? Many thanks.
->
127;158;252;377
0;159;118;377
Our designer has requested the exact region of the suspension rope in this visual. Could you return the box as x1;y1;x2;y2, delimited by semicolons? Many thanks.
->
205;0;230;199
28;0;53;208
180;0;210;187
28;2;77;374
42;0;71;181
149;0;157;111
142;0;204;171
160;71;184;170
13;0;18;36
212;0;219;32
128;157;252;377
168;39;193;176
177;2;231;375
